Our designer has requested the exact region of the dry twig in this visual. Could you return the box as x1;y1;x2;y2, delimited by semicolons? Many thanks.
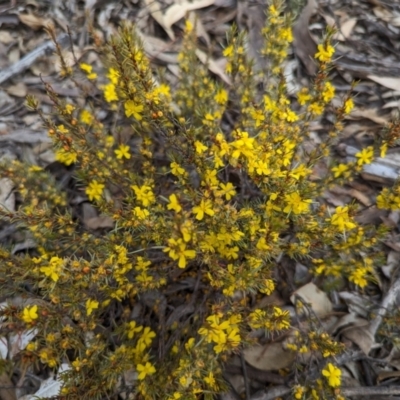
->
0;33;69;85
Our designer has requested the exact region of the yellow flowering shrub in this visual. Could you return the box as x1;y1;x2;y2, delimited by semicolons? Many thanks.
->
1;1;399;399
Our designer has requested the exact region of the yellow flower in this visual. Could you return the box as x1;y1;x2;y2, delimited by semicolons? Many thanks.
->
114;144;131;160
80;109;93;125
64;104;75;114
329;206;356;231
223;45;234;57
297;88;312;105
294;385;305;400
380;142;388;158
39;256;64;282
315;44;335;62
86;180;104;201
170;162;185;176
214;89;228;105
278;27;293;42
204;372;217;389
126;321;143;339
133;207;149;220
79;63;97;80
331;163;349;178
195;140;208;154
167;193;182;213
176;244;196;268
192;199;215;220
86;299;99;316
132;185;155;206
106;68;120;85
322;363;341;387
283;192;312;215
22;305;38;324
308;102;324;115
286;110;298;122
185;19;193;33
137;327;156;350
124;100;143;120
349;268;369;288
137;362;156;380
343;98;354;114
55;149;77;166
104;83;118;102
163;238;196;268
219;182;236;200
40;265;59;282
322;81;335;102
355;146;374;166
28;165;43;172
80;63;93;73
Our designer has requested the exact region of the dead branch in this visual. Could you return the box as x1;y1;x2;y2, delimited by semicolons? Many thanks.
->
0;33;69;85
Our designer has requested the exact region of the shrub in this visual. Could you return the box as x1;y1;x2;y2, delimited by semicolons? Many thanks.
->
0;1;399;399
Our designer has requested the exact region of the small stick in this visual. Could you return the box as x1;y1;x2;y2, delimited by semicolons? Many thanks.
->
341;385;400;397
250;385;400;400
369;275;400;338
0;33;69;85
241;351;251;400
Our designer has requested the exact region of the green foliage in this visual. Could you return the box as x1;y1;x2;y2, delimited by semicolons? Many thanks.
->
1;1;400;399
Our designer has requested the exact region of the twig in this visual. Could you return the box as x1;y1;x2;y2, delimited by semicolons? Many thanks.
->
241;351;251;400
341;385;400;397
249;385;400;400
0;33;69;85
224;364;285;385
369;275;400;338
250;386;291;400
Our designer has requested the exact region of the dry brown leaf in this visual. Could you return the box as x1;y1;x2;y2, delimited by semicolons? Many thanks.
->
342;324;375;355
162;0;215;30
372;6;393;22
243;342;296;371
254;291;285;309
334;18;357;41
8;47;20;64
329;186;372;207
292;0;317;75
246;3;266;71
0;372;16;400
337;294;371;319
0;178;15;212
391;16;400;27
355;207;387;226
347;107;389;125
383;100;400;109
0;30;14;44
84;216;115;230
367;75;400;92
377;370;400;383
6;82;27;98
381;250;400;279
332;313;376;354
188;11;210;47
19;13;54;31
136;29;179;64
290;282;333;317
144;0;175;39
196;49;231;85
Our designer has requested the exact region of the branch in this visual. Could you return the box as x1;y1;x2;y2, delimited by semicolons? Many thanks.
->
369;275;400;338
250;385;400;400
0;33;69;85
